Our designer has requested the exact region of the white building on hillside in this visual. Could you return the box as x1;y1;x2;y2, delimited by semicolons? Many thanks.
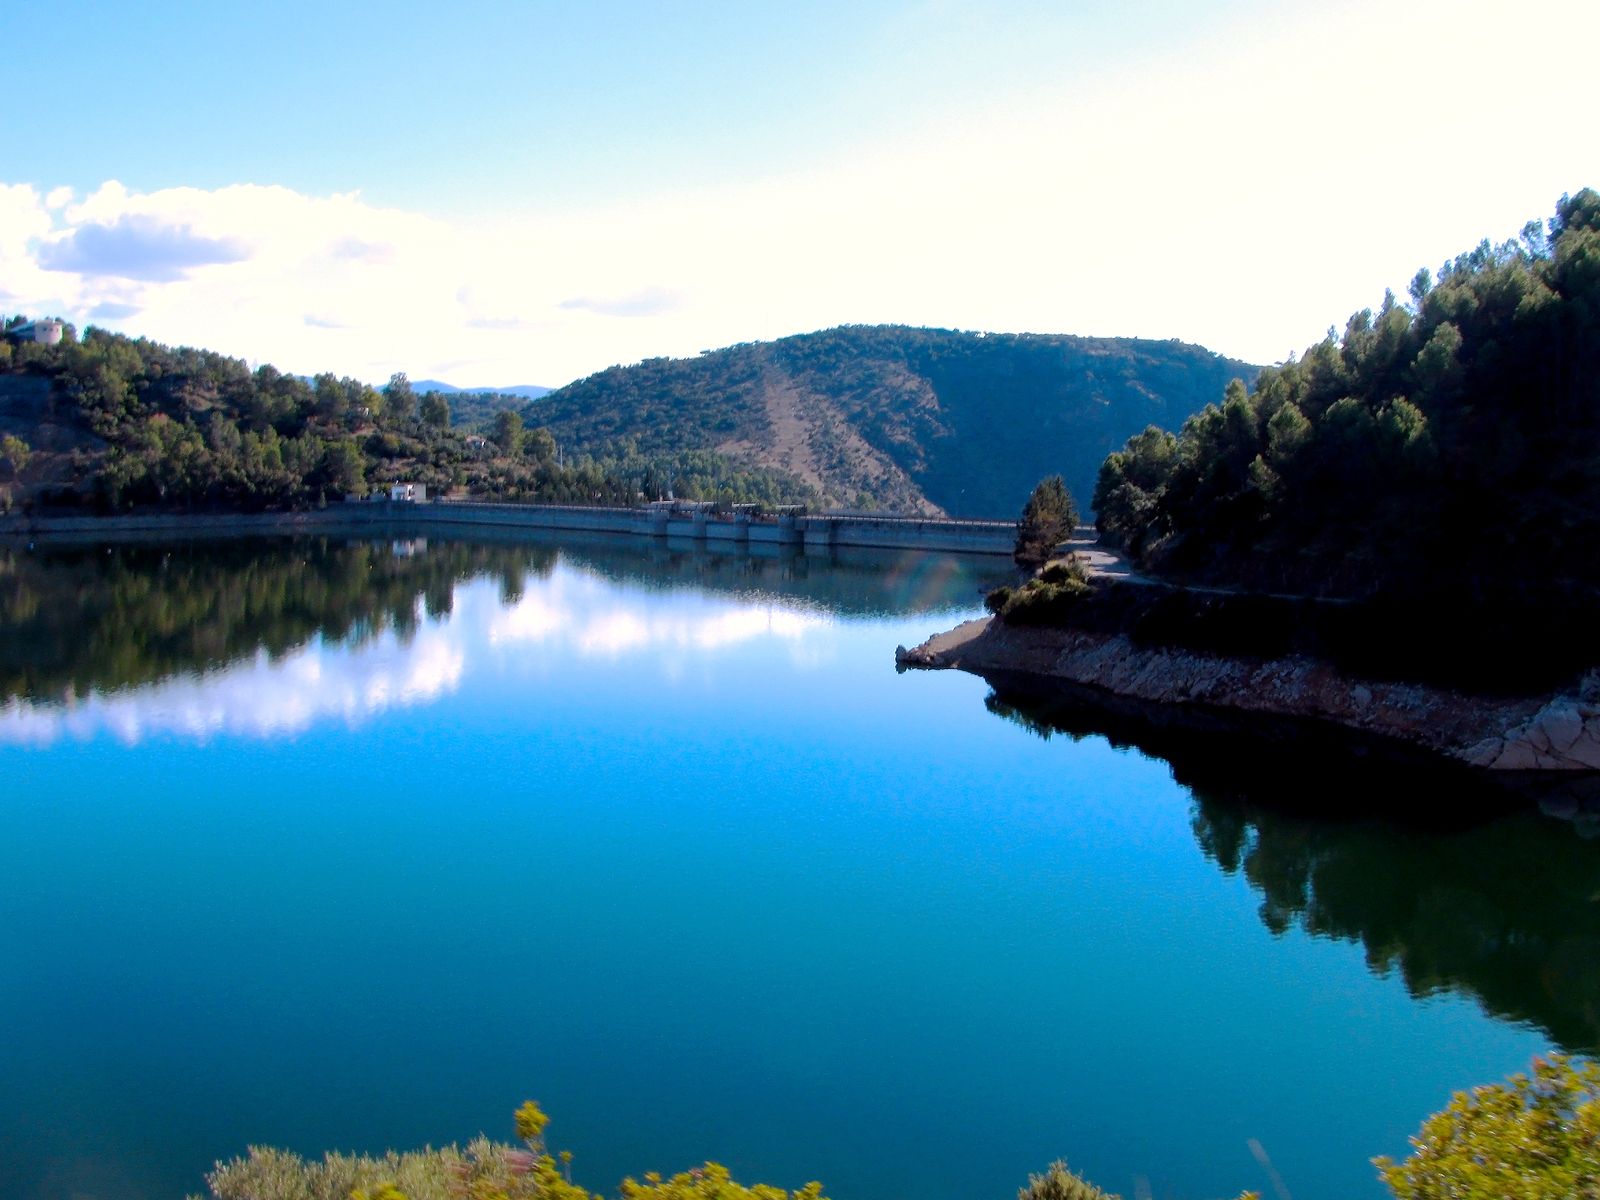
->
5;319;64;346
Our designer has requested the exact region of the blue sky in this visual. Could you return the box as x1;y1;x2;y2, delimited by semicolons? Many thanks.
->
12;2;1211;211
4;0;1597;386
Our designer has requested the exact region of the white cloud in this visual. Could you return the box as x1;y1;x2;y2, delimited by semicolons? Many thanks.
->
39;213;250;281
1;0;1594;381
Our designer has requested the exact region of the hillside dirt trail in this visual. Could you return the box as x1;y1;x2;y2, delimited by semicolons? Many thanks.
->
723;361;941;514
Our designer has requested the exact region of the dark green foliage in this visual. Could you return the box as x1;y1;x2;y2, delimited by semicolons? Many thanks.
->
530;326;1257;516
383;372;416;423
1038;558;1085;585
445;388;530;432
1091;190;1600;689
419;391;452;430
995;579;1091;625
1015;475;1079;565
988;556;1092;625
494;409;526;456
1092;425;1177;550
0;325;811;512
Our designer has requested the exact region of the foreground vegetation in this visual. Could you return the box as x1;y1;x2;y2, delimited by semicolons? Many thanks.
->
1377;1056;1600;1199
0;321;811;513
201;1059;1599;1200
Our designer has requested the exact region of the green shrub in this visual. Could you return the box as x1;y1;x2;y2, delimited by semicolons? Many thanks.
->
1375;1055;1600;1200
199;1102;819;1200
998;577;1092;624
993;559;1094;625
1038;557;1089;586
620;1163;825;1200
202;1136;593;1200
1018;1160;1118;1200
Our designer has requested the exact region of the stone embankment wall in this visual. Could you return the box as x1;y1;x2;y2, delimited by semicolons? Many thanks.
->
898;617;1600;772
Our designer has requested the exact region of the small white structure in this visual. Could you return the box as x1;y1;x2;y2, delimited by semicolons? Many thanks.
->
389;482;428;502
6;319;64;346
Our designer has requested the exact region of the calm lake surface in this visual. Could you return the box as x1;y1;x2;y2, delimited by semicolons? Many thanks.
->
3;532;1597;1200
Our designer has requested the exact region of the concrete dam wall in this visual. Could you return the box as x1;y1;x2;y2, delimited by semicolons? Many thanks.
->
1;501;1019;556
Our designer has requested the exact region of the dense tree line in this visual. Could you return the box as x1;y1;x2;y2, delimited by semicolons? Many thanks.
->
0;325;810;513
1093;190;1600;615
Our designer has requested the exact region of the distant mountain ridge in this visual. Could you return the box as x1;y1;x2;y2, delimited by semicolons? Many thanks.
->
527;325;1259;518
412;380;551;400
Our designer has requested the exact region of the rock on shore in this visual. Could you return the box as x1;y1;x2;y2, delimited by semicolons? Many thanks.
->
897;617;1600;772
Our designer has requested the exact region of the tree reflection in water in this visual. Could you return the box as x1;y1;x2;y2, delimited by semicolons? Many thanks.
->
984;676;1600;1054
0;531;1017;704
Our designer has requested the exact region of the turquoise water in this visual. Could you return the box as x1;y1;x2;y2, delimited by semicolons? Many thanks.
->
1;535;1593;1200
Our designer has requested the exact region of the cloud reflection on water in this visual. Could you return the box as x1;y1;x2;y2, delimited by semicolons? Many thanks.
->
3;566;838;746
1;625;465;747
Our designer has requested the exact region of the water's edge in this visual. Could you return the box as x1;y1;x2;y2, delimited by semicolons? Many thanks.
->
897;615;1600;780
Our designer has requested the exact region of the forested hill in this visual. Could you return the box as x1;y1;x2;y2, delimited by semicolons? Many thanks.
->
0;326;811;513
1096;189;1600;599
526;326;1259;517
1088;189;1600;691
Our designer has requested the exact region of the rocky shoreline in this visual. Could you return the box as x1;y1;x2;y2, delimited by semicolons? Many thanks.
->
897;616;1600;772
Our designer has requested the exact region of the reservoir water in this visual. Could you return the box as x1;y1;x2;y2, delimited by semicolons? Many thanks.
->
2;533;1596;1200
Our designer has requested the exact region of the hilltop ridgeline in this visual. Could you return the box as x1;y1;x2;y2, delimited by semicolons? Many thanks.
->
526;326;1258;518
0;321;1251;518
